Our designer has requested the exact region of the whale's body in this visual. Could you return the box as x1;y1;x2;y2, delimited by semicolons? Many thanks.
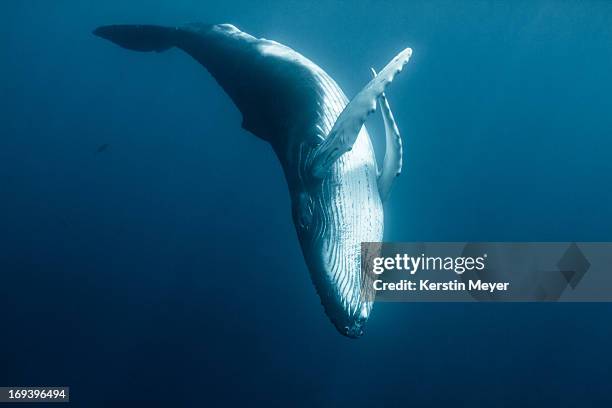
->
94;23;410;337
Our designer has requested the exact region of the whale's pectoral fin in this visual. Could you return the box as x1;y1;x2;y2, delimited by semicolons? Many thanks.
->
371;68;403;202
308;48;412;179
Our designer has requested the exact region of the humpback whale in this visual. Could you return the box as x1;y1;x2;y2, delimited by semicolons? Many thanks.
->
94;23;411;338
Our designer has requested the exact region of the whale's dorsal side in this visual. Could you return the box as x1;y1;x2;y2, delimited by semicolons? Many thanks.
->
94;23;337;149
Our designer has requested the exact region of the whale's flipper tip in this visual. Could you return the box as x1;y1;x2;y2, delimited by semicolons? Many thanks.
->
93;24;176;53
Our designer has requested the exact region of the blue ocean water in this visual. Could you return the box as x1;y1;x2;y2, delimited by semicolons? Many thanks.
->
1;1;612;406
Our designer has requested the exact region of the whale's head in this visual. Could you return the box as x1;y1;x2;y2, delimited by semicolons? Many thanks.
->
293;151;383;338
295;195;381;338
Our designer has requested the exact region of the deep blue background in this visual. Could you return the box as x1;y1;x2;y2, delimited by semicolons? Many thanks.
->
1;1;612;406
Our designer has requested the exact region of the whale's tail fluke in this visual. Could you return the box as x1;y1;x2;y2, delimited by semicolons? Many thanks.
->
93;25;177;52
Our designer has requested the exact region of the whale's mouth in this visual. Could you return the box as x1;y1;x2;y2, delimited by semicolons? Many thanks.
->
341;307;369;339
344;324;365;339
